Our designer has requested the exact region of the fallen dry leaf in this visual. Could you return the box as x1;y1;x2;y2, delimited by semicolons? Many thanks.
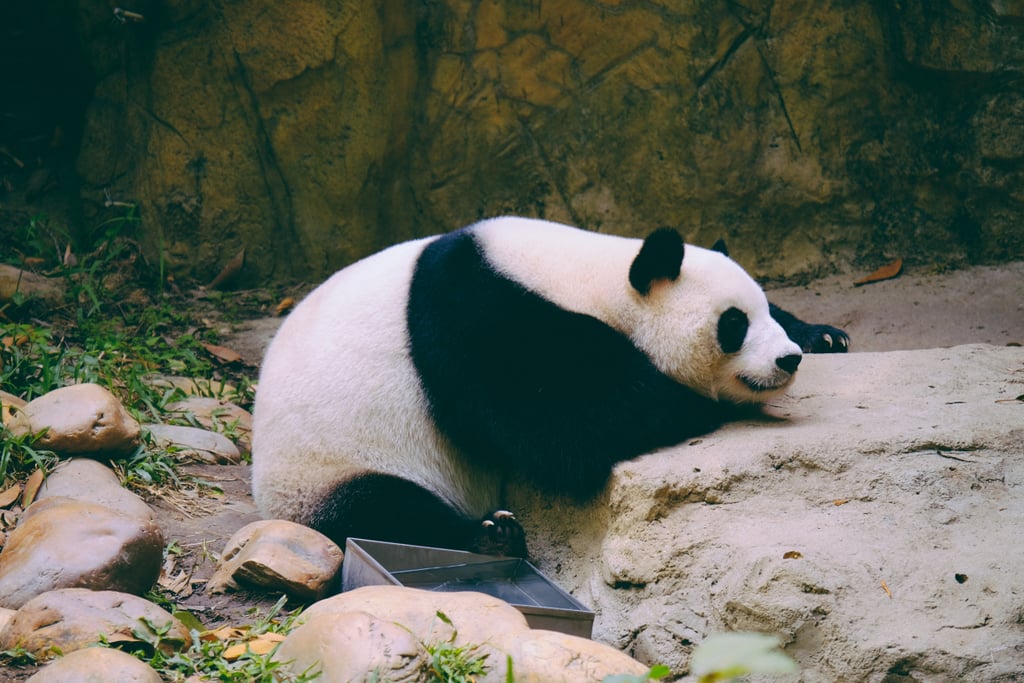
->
783;550;803;560
833;499;850;506
22;468;44;507
274;297;296;316
854;258;903;287
1;335;29;349
0;484;21;508
247;633;285;655
202;342;243;364
880;580;892;598
208;248;246;290
158;569;194;597
201;626;249;643
104;628;145;645
222;632;286;660
222;642;249;661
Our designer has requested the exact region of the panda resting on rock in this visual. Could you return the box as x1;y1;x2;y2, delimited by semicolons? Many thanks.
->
252;217;849;557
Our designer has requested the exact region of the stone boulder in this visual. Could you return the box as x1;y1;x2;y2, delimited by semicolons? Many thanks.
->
36;458;154;522
514;344;1024;680
274;611;430;682
0;391;29;433
0;390;27;411
0;265;65;308
0;498;162;609
0;589;190;658
26;646;161;683
15;384;140;458
144;423;241;465
208;519;343;600
162;397;253;455
285;585;648;682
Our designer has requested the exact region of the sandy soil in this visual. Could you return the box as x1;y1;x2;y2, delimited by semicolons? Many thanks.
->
766;261;1024;351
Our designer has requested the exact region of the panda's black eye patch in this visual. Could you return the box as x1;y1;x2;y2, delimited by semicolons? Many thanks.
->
717;307;749;354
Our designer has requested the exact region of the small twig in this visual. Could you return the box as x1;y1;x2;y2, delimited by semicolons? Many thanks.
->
0;146;25;168
113;7;145;23
935;449;979;464
104;187;137;209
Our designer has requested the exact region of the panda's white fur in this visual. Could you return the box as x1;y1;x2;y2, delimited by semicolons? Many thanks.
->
252;217;801;550
252;237;497;528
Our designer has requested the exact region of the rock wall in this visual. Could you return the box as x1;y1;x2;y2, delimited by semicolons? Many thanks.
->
63;0;1024;283
512;344;1024;680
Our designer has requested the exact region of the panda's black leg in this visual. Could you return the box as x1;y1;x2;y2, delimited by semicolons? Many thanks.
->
769;303;850;354
310;472;527;557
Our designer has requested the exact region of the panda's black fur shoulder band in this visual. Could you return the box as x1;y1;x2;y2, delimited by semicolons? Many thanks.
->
407;227;724;502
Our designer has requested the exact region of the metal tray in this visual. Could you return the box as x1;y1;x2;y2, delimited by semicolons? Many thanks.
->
342;538;594;638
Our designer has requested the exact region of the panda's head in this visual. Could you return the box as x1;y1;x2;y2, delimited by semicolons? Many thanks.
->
625;228;802;404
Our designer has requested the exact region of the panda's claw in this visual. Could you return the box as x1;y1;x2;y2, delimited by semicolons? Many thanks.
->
799;324;850;354
472;510;528;558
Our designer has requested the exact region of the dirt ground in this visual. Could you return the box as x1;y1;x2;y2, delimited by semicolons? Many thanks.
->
765;260;1024;352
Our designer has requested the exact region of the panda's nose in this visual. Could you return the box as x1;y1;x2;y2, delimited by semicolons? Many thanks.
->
776;354;802;374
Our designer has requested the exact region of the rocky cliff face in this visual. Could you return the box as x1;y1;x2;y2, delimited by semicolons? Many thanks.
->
8;0;1023;283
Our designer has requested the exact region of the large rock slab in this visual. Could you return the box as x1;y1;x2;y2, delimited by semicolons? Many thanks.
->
74;1;1024;285
516;344;1024;681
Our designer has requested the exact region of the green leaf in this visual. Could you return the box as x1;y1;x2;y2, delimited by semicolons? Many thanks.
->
603;665;670;683
691;633;797;682
172;609;206;633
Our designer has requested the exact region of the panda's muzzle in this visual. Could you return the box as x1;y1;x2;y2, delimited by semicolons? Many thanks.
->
737;353;801;393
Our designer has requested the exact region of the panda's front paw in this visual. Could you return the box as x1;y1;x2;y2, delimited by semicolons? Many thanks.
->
471;510;528;558
799;324;850;354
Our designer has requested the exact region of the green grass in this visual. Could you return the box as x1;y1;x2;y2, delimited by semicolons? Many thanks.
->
98;597;320;682
1;212;259;488
422;611;490;683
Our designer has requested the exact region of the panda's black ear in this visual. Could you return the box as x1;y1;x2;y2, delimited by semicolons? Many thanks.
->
629;228;685;296
711;238;729;257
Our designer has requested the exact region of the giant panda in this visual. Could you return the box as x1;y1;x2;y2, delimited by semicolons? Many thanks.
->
251;217;848;557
